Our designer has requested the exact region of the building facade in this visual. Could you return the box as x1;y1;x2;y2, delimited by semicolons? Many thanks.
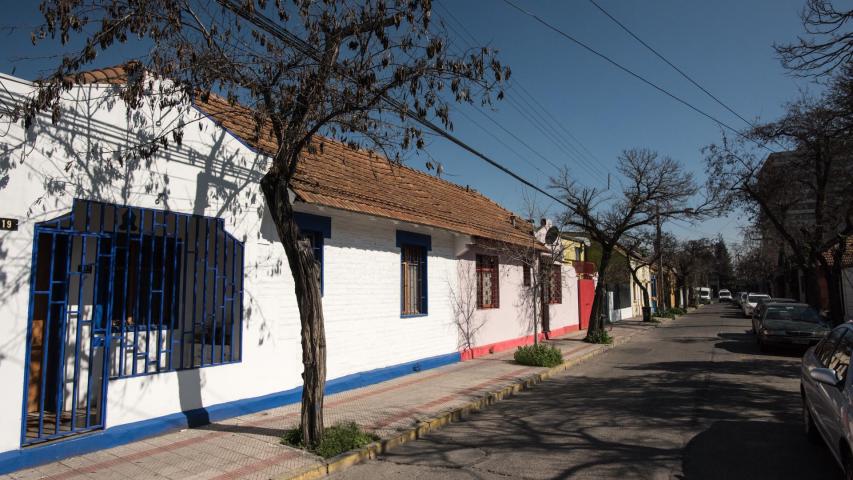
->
0;68;580;471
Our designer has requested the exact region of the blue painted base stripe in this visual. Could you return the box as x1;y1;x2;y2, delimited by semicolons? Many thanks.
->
0;351;460;475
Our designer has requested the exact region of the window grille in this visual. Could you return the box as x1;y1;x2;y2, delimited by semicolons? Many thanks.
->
476;255;500;309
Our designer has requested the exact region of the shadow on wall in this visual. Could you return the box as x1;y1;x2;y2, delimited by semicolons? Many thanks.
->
0;80;279;426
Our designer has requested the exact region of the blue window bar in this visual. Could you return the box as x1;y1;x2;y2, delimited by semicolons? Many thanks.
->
21;199;244;446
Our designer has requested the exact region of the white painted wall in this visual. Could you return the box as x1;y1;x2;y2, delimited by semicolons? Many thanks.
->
0;73;572;454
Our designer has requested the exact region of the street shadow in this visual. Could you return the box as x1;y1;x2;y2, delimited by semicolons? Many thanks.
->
682;420;839;479
715;332;807;358
373;351;820;479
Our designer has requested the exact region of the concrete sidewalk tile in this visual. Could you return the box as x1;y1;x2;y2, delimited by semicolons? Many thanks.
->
8;320;665;480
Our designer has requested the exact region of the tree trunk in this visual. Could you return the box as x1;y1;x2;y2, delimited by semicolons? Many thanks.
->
261;172;326;448
587;247;613;336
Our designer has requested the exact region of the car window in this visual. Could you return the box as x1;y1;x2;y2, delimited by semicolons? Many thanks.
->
748;295;770;303
828;332;853;384
765;305;822;323
816;328;847;367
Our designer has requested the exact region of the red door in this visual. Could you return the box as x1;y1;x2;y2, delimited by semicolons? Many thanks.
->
578;279;595;330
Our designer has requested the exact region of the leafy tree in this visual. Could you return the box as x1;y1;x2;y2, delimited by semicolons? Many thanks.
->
712;235;734;291
18;0;508;447
552;148;715;337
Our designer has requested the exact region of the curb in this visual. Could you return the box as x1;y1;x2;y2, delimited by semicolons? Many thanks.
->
278;320;664;480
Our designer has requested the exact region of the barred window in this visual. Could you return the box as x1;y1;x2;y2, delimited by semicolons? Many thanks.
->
476;255;500;309
401;245;426;315
544;264;562;304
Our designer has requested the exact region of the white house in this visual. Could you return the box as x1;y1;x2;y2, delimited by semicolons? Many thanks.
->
0;66;581;472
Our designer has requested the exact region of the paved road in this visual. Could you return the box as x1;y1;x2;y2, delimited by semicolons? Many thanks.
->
331;304;840;479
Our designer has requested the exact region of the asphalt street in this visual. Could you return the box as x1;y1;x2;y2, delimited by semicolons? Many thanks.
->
331;303;841;479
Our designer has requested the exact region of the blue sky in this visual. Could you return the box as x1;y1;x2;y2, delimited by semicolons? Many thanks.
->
0;0;819;245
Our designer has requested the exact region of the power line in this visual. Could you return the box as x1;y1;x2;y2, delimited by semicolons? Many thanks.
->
502;0;777;154
588;0;754;129
435;0;610;182
215;0;571;208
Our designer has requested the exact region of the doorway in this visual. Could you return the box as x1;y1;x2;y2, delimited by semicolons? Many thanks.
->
23;224;113;446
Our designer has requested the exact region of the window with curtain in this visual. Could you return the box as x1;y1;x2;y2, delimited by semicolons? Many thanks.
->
546;264;562;304
476;255;500;309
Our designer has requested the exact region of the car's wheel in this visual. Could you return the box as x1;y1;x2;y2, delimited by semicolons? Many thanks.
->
802;399;821;444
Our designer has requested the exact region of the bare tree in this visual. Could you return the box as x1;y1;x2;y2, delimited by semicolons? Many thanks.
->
622;230;676;319
669;238;715;308
464;192;566;345
14;0;508;447
775;0;853;76
449;261;486;356
704;83;853;323
552;148;713;338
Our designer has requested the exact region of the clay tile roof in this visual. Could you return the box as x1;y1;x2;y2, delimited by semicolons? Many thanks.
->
824;237;853;268
67;63;539;247
63;63;136;85
194;94;538;247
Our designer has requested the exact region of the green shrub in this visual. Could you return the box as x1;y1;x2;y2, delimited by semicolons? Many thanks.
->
281;422;379;458
584;329;614;345
655;307;686;319
513;343;563;367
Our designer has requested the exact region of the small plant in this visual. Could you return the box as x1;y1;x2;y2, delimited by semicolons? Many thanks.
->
654;307;686;319
584;329;614;345
514;343;563;367
281;422;379;458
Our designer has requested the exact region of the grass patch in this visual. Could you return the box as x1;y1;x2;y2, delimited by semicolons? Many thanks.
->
281;422;379;458
584;329;614;345
513;343;563;367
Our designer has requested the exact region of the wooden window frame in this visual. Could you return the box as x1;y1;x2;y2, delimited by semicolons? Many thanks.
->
476;254;500;309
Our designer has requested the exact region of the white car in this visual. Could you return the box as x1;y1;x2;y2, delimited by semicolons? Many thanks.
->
742;293;771;317
719;289;732;302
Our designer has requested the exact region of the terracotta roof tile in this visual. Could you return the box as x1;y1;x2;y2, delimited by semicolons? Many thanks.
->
69;64;538;248
195;94;537;247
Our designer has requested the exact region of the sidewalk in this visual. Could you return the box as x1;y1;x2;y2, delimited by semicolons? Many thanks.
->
3;319;663;480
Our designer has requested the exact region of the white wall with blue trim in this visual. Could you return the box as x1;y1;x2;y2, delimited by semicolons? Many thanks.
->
0;71;578;471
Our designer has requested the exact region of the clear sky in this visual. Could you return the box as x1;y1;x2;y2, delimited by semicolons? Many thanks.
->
0;0;820;246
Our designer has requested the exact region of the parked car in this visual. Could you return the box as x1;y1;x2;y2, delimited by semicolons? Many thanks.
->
754;303;829;350
718;289;732;302
742;293;771;317
800;323;853;476
751;297;798;328
735;291;748;307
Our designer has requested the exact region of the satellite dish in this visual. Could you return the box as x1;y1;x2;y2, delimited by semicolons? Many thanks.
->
545;226;560;244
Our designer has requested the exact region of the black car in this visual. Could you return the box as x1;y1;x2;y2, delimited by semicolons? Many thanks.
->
754;303;830;351
751;297;797;330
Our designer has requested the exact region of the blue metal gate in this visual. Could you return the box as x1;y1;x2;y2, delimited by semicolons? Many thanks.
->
22;218;114;446
21;199;244;446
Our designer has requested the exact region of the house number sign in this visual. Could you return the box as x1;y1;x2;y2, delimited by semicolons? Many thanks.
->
0;218;18;231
